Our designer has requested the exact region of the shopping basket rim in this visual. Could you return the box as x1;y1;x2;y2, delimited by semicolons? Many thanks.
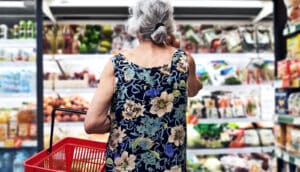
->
24;137;107;168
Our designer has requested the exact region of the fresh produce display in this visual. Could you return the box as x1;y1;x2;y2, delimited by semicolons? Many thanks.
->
0;103;37;147
197;59;274;86
43;24;125;54
187;153;273;172
0;68;35;93
43;95;89;122
0;48;36;62
43;24;273;54
189;90;260;119
0;20;36;40
177;24;273;54
187;123;274;149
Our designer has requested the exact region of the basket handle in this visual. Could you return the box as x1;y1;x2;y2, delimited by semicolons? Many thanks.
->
48;107;87;153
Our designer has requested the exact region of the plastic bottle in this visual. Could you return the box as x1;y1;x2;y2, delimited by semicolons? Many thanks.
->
19;20;27;39
8;109;18;139
27;20;34;39
2;152;13;172
13;151;27;172
0;24;8;39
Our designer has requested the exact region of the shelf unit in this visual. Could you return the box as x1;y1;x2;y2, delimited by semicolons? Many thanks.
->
0;39;36;48
198;117;272;124
187;146;274;155
275;115;300;125
0;140;37;149
275;148;300;167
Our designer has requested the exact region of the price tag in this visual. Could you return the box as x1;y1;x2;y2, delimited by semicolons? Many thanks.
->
290;25;296;34
295;158;300;167
4;139;14;148
294;117;300;125
283;153;289;162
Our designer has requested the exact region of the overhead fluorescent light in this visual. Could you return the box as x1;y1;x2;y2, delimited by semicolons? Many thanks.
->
51;0;266;8
0;1;25;8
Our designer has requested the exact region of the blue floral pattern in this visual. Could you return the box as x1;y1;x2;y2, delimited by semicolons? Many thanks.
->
106;49;188;172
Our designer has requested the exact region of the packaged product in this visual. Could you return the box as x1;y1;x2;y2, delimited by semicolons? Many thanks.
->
244;129;260;147
240;26;255;51
189;100;205;119
231;97;245;117
245;95;259;117
223;27;242;52
274;124;286;148
287;32;300;59
228;129;244;148
256;27;272;51
286;125;300;153
289;59;300;87
8;109;18;138
277;60;291;87
217;96;232;118
258;129;274;146
203;96;219;118
0;109;9;141
0;24;8;39
275;89;289;115
288;92;300;115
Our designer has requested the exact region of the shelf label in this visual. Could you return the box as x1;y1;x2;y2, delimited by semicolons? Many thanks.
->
295;158;300;167
4;139;14;148
283;153;289;162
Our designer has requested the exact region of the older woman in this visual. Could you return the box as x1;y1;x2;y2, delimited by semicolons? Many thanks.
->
84;0;202;171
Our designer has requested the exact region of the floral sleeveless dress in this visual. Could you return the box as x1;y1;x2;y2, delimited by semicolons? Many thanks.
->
106;49;188;172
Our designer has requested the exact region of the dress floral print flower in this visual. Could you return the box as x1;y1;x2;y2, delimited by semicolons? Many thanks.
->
107;49;188;172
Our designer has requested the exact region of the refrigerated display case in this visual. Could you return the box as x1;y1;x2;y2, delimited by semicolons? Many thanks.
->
0;0;40;171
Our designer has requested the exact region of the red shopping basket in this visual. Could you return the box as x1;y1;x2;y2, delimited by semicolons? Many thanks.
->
24;107;107;172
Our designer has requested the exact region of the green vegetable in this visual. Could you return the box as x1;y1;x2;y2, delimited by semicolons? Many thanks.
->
79;43;88;54
224;76;242;85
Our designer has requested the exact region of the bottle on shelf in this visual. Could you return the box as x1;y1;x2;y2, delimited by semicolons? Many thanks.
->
2;152;13;171
0;24;8;39
17;102;35;140
0;109;9;141
8;109;18;139
13;151;27;172
19;20;27;39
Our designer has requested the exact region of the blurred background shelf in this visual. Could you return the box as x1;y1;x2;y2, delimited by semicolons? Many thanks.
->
275;148;300;167
0;140;37;149
197;117;272;124
275;115;300;125
0;61;36;68
187;146;274;155
0;39;36;48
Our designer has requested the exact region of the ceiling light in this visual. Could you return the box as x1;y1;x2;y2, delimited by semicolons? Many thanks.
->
0;1;25;8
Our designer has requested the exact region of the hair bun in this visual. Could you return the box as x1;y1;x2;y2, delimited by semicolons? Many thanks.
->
151;25;167;45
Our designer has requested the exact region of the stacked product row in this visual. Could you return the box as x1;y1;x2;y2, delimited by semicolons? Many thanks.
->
43;24;273;55
187;153;273;172
0;103;37;148
187;123;274;149
0;20;36;39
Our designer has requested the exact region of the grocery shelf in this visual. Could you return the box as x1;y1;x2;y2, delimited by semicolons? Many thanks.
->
43;54;111;61
44;121;84;128
0;61;36;68
192;52;274;61
187;146;274;155
197;117;272;124
43;53;274;62
44;88;96;95
0;39;36;48
0;140;37;149
275;115;300;125
275;147;300;167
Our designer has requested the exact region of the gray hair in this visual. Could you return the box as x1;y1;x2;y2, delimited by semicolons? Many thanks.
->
127;0;175;46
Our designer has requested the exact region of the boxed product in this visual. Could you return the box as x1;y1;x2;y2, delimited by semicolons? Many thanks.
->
286;125;300;154
275;88;300;115
244;129;260;147
258;129;274;146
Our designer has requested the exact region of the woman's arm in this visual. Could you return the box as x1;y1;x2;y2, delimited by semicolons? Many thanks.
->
187;53;202;97
84;60;115;134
